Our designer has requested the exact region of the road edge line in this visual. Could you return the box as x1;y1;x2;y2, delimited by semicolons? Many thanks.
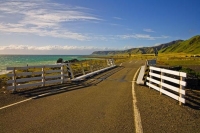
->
132;67;143;133
0;98;32;110
0;86;68;110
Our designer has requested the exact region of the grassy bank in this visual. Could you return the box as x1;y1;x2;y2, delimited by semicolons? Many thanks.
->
156;53;200;78
0;74;8;92
156;53;200;66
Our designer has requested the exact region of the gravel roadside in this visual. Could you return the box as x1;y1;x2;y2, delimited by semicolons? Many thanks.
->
135;84;200;133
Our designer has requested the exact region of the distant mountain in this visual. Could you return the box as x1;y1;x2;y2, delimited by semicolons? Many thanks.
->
91;40;183;55
159;35;200;54
91;35;200;55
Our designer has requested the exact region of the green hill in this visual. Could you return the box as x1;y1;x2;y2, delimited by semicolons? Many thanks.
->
91;40;183;55
91;35;200;55
159;35;200;54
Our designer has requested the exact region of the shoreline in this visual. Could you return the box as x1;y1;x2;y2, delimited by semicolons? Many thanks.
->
0;55;90;74
0;70;12;76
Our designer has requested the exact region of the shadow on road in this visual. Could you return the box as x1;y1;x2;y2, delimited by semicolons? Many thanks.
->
14;66;124;99
185;89;200;110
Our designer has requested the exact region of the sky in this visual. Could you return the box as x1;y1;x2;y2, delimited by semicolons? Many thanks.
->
0;0;199;55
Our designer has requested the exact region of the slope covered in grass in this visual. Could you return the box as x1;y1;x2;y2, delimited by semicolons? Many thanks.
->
91;35;199;55
159;35;200;54
92;40;182;55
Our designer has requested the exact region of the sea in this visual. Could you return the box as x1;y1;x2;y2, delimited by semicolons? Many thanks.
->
0;55;89;75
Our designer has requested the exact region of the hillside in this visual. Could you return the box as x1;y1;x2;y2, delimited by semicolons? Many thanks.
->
91;35;200;55
91;40;183;55
159;35;200;54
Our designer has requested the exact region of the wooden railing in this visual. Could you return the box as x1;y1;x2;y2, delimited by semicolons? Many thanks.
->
7;64;68;92
7;59;115;92
146;66;187;105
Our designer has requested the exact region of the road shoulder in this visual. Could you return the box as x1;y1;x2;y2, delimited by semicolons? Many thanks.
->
135;84;200;133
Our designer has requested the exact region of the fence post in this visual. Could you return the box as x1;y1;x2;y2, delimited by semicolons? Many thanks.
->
86;61;89;73
61;65;64;84
80;62;85;75
145;59;148;66
42;66;45;86
66;63;74;79
89;60;93;72
110;59;112;66
12;68;17;92
107;59;111;66
160;71;163;95
111;59;115;66
149;67;152;89
109;59;112;66
179;76;185;105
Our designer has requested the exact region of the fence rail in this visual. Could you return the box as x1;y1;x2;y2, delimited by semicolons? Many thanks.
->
146;66;187;105
7;59;115;92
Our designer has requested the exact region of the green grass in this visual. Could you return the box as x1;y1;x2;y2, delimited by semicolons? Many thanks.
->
156;53;200;66
0;74;9;87
180;67;200;77
159;35;200;54
152;53;200;78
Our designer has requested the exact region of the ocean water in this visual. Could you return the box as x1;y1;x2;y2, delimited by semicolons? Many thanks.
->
0;55;87;75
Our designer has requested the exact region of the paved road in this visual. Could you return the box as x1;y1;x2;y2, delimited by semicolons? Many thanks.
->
0;60;145;133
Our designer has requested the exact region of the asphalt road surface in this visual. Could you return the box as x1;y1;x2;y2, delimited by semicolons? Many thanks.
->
0;60;145;133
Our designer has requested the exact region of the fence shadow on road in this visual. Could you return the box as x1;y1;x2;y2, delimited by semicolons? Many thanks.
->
185;89;200;110
84;66;125;85
14;66;125;99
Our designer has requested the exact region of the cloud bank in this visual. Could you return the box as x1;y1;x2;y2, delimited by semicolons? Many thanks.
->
0;45;102;51
0;44;124;55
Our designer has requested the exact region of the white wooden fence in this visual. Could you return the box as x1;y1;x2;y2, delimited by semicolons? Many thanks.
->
146;66;187;105
7;59;115;92
7;64;69;92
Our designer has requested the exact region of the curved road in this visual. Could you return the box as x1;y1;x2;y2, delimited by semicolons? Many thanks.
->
0;60;145;133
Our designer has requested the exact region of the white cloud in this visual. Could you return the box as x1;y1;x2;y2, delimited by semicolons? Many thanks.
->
123;45;144;50
0;23;89;40
123;46;133;50
113;17;122;20
143;29;155;32
0;0;101;40
154;43;161;46
119;34;169;40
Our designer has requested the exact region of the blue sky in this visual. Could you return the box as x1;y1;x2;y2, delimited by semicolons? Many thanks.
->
0;0;199;55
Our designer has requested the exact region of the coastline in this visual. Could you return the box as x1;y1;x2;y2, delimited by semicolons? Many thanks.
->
0;70;12;75
0;55;90;73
